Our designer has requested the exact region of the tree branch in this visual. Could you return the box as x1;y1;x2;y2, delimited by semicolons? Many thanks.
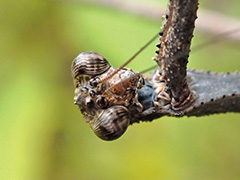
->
153;0;197;110
131;70;240;124
185;70;240;116
129;0;240;124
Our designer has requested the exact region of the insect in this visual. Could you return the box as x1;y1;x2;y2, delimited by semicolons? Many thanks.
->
72;28;240;141
71;32;160;141
71;51;146;140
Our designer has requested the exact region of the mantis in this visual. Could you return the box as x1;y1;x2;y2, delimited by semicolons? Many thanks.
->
71;0;240;141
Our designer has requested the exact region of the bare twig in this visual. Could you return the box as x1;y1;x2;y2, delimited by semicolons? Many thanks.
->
154;0;198;110
129;0;240;123
185;70;240;116
131;70;240;124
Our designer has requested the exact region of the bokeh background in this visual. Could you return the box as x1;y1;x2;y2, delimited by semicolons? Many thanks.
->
1;0;240;179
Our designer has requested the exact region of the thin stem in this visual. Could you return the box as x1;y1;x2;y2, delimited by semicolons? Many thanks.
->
154;0;198;110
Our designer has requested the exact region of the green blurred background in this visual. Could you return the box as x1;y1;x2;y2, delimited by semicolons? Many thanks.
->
1;0;240;179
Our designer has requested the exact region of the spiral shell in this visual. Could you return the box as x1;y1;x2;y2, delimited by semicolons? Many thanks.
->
90;105;130;141
71;52;111;85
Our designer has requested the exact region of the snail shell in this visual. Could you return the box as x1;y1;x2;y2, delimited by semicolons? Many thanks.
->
90;105;130;141
71;51;111;85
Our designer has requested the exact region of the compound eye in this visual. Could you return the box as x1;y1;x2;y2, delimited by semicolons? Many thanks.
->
96;96;108;109
90;105;130;141
71;52;111;85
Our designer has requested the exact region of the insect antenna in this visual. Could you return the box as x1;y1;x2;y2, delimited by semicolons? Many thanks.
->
101;27;240;94
97;33;159;84
103;27;240;95
103;65;158;96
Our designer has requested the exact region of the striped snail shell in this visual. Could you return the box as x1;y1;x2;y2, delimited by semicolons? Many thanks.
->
90;105;130;141
71;51;111;85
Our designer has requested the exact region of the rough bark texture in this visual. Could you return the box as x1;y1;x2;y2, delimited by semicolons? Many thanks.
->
154;0;198;110
130;70;240;124
185;70;240;116
129;0;240;124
